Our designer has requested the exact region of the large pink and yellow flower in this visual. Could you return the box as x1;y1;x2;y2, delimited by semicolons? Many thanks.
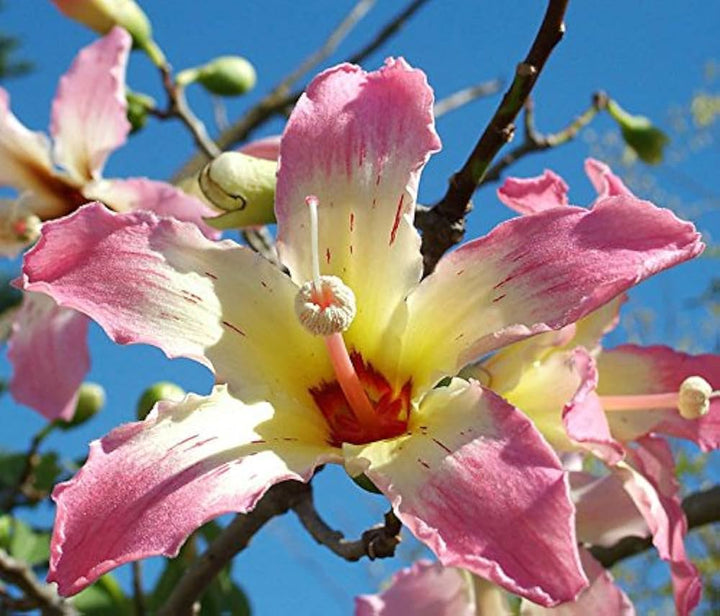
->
22;60;703;604
1;26;218;420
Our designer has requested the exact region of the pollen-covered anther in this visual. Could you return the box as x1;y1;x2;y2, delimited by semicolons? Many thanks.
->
678;375;713;419
295;275;356;336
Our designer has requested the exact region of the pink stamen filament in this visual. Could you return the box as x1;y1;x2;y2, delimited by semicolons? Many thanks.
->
325;333;378;433
600;392;680;412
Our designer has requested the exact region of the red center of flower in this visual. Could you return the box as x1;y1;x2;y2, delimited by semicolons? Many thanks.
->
310;352;412;445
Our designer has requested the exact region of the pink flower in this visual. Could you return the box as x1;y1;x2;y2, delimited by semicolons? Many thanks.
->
1;26;218;420
23;60;703;603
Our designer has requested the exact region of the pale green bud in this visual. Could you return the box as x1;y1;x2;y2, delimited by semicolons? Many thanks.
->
607;99;669;165
126;90;155;133
199;151;277;228
177;56;256;97
136;381;186;420
56;382;105;430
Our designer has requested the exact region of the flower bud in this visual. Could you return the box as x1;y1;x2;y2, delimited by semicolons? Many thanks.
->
137;381;186;420
56;383;105;430
607;99;669;165
51;1;165;65
126;90;155;133
352;473;382;494
199;151;277;228
178;56;257;97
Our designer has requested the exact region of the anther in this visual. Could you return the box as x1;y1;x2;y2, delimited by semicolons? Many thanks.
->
295;275;356;336
678;376;713;419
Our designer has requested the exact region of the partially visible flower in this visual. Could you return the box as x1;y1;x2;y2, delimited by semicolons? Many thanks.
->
23;60;702;604
1;27;218;420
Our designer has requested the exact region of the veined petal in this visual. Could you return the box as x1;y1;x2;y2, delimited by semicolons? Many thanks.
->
276;59;440;364
584;158;633;200
239;134;281;161
7;292;89;421
345;379;587;607
497;170;569;215
51;27;131;182
569;471;648;547
48;385;339;595
355;560;477;616
22;203;334;409
85;177;222;239
597;344;720;450
615;437;701;615
520;549;635;616
562;349;624;464
399;196;703;392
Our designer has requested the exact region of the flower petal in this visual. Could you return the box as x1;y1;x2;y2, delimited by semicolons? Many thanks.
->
569;471;648;547
7;292;89;421
562;349;625;464
520;549;635;615
584;158;632;200
597;344;720;450
50;27;131;182
48;385;338;595
345;379;587;607
22;203;333;409
276;59;440;364
399;196;703;391
239;135;281;161
616;437;702;615
497;170;569;215
85;177;222;239
355;560;477;616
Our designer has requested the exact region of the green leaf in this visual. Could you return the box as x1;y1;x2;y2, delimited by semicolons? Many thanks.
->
72;574;131;616
0;516;50;565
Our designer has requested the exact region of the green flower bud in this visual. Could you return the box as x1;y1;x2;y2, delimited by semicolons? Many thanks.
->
607;99;669;165
136;381;186;420
351;473;382;495
55;383;105;430
199;152;277;228
178;56;257;97
126;90;155;133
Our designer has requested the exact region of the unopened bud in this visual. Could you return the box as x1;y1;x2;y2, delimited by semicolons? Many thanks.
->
199;151;277;228
126;90;155;133
137;381;186;420
178;56;256;97
56;382;105;430
607;99;669;165
677;376;713;419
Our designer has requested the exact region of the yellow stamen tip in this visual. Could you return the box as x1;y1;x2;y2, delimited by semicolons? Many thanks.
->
295;275;356;336
678;375;713;419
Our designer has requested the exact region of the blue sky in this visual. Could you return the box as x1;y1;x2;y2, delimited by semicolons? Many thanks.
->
1;1;719;613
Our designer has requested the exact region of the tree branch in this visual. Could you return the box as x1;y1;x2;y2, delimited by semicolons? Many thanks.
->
433;79;503;118
416;0;570;274
0;549;76;616
171;0;432;182
157;481;310;616
591;485;720;568
292;486;401;561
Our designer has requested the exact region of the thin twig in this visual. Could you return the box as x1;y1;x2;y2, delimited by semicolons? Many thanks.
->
0;549;77;616
433;79;503;118
171;0;431;182
591;485;720;568
157;481;310;616
131;560;146;616
1;423;54;511
292;486;401;561
481;91;609;185
416;0;570;274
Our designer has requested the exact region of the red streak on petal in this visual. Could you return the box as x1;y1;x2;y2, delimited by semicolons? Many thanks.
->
389;194;405;245
204;271;218;280
222;320;246;336
350;212;355;232
492;294;507;303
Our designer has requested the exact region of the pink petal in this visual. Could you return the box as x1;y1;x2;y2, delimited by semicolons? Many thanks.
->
617;437;702;615
345;379;588;607
239;135;281;161
584;158;633;200
85;177;222;239
497;170;569;215
22;203;332;409
562;349;624;464
597;344;720;451
399;195;703;391
355;561;477;616
521;549;635;615
51;27;131;183
7;292;89;421
276;59;440;369
49;385;337;595
570;471;649;547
